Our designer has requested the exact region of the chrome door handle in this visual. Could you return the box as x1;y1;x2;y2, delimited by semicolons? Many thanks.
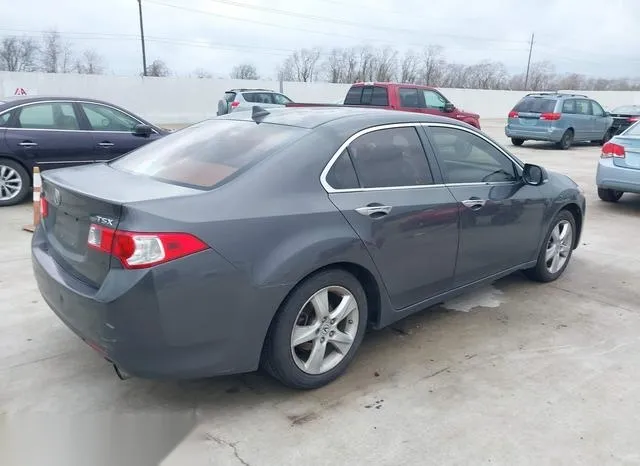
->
19;141;38;147
356;205;392;217
461;199;487;210
98;142;114;147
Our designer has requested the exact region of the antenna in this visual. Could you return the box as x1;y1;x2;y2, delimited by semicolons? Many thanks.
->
251;105;270;122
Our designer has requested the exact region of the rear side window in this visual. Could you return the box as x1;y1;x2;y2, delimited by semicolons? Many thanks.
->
514;97;556;114
0;111;10;127
399;88;420;107
111;120;307;189
325;150;359;190
562;100;576;114
344;87;363;105
243;92;274;104
347;127;433;188
575;99;591;115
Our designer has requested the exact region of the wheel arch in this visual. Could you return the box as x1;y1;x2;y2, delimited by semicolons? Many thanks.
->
560;202;583;249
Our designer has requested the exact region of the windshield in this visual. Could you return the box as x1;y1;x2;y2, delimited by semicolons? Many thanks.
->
513;97;556;114
110;119;307;189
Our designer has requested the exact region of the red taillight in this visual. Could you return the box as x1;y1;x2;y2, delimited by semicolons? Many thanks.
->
540;112;561;121
87;224;208;269
601;142;626;159
508;110;519;118
629;117;639;123
230;101;240;108
40;196;48;218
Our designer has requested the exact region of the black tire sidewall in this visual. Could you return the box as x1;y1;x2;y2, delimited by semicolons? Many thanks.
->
559;130;573;150
527;210;576;282
264;269;368;389
598;188;622;202
512;138;524;146
0;159;30;206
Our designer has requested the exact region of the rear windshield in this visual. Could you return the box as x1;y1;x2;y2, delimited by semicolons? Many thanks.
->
224;92;236;102
344;86;389;106
624;122;640;136
514;97;556;114
110;119;307;189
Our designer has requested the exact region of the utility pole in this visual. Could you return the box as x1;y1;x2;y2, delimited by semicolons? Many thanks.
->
137;0;148;76
524;33;534;90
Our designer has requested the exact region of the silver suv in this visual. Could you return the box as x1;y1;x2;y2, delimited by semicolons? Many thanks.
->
217;89;293;116
505;93;614;150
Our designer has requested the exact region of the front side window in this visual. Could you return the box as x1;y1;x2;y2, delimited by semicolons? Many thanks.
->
243;92;273;104
428;126;517;184
347;127;433;188
591;101;605;117
272;93;292;105
423;90;447;110
111;119;307;189
15;102;79;130
82;103;140;131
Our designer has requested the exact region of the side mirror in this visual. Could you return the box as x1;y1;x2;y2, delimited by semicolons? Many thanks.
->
443;102;455;113
133;124;153;138
522;163;547;186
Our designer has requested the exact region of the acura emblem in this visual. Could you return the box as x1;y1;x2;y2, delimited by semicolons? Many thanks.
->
52;188;62;206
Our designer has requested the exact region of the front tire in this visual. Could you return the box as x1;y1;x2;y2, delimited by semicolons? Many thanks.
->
556;129;574;150
525;210;576;283
598;188;623;202
511;138;525;146
262;269;368;389
0;159;30;207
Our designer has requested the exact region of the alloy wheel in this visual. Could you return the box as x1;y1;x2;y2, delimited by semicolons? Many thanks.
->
545;220;573;274
0;164;23;201
290;286;359;375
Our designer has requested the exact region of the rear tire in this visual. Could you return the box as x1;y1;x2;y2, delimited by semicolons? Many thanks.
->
598;129;614;145
525;210;576;283
556;129;574;150
598;188;623;202
0;158;30;207
262;269;368;389
511;138;525;146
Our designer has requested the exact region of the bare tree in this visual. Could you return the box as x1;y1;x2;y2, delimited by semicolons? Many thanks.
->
400;50;420;83
230;63;259;80
145;59;170;77
193;68;212;79
465;61;508;89
280;48;322;82
60;42;74;73
40;30;62;73
75;49;105;74
421;45;445;86
324;48;346;83
527;61;555;91
374;47;398;82
0;36;38;71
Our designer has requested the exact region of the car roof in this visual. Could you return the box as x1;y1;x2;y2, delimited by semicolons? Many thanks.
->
218;106;471;130
350;82;437;90
523;92;589;99
226;89;277;93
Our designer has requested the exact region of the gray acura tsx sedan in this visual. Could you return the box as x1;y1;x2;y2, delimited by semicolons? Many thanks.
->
32;106;585;389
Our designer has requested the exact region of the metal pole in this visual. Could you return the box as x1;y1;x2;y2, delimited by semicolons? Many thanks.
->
524;33;534;90
137;0;148;76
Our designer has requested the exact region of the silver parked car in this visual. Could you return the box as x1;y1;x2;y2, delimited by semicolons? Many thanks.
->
596;121;640;202
217;88;293;116
505;93;614;150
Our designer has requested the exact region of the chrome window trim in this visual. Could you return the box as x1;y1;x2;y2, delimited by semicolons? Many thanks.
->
0;99;157;134
320;122;523;194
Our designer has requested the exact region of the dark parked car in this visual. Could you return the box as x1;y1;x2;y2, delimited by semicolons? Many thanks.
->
609;105;640;135
32;106;585;389
0;96;167;206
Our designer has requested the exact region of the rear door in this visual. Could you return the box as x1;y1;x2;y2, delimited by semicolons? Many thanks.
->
5;101;94;171
424;124;546;287
325;125;459;310
573;99;593;141
397;87;422;113
78;102;161;161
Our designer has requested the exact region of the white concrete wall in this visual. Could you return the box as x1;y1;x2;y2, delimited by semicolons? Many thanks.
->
2;71;639;125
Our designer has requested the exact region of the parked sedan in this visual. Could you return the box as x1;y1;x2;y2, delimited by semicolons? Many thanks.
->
0;96;167;206
32;106;585;389
596;121;640;202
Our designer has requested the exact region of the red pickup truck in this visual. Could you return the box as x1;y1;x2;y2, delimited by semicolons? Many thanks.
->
287;82;481;129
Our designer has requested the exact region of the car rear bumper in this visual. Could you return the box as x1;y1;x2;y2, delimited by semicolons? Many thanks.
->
505;125;564;142
31;226;286;379
596;159;640;194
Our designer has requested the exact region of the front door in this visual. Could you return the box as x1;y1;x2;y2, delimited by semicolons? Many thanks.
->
425;124;546;287
77;102;160;161
325;125;460;310
590;100;609;140
5;101;95;171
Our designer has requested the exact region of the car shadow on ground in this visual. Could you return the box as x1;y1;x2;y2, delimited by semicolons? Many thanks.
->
515;141;599;151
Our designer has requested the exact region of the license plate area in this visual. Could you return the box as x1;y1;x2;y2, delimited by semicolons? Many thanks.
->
54;212;84;249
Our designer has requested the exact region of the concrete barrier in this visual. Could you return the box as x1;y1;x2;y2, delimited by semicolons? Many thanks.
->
2;71;639;125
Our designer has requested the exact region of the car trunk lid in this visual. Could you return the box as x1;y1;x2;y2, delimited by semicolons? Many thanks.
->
612;136;640;170
41;163;200;287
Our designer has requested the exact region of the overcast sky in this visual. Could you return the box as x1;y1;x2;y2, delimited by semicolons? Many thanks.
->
2;0;639;79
